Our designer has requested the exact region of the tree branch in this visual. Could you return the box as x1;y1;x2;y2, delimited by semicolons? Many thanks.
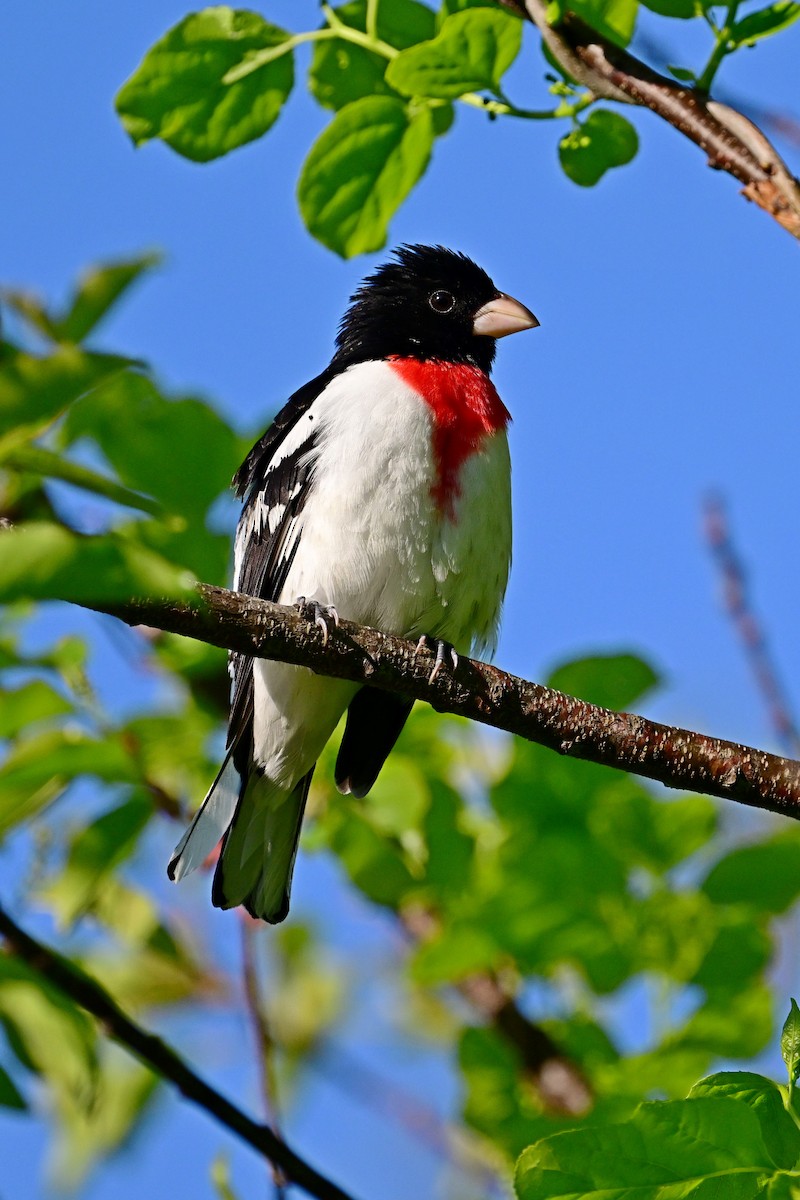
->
89;584;800;820
240;914;288;1198
704;494;800;757
495;0;800;240
0;903;357;1200
402;907;592;1116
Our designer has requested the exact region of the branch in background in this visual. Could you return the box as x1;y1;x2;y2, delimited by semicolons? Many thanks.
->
632;32;800;152
703;494;800;757
90;584;800;820
496;0;800;240
0;903;357;1200
240;915;288;1199
311;1044;506;1196
402;907;593;1117
464;976;592;1114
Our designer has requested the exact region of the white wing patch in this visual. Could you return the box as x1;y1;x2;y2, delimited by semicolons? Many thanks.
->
168;749;241;881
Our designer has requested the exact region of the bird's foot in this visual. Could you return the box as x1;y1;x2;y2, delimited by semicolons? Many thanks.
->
415;635;459;685
294;596;340;646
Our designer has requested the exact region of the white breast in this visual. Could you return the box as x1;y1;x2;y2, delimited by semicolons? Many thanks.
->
274;359;511;652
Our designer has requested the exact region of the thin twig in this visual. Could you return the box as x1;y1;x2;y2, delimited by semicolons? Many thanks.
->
86;584;800;820
240;914;288;1199
703;494;800;757
0;903;358;1200
311;1044;506;1196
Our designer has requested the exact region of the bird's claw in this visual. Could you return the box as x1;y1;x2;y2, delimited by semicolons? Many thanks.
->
415;635;458;684
295;597;340;646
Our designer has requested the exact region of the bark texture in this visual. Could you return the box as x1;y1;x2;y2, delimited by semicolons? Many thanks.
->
494;0;800;239
91;584;800;819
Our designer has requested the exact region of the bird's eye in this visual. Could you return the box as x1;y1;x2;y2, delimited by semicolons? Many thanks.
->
429;290;455;314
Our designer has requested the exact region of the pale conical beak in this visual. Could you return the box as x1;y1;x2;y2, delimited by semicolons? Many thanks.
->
472;293;539;338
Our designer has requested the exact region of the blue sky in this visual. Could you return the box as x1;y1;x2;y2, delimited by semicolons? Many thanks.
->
2;2;799;1198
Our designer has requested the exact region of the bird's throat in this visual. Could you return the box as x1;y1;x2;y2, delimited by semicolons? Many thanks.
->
389;357;510;520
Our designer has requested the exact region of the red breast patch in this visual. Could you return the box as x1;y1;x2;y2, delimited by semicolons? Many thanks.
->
390;358;510;519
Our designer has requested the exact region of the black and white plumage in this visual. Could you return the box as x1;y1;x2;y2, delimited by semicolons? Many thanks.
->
169;245;538;922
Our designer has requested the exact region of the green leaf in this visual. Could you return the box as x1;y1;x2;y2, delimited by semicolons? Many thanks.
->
0;776;65;838
782;1000;800;1087
460;1025;546;1158
63;371;243;521
0;522;195;604
0;291;61;342
422;780;475;895
3;444;162;516
605;1044;714;1105
4;254;162;346
211;1157;242;1200
667;64;698;81
56;254;163;344
41;796;153;926
589;783;717;873
85;939;210;1010
438;0;505;19
0;680;72;738
702;837;800;914
689;1072;800;1170
0;1063;26;1110
90;880;162;946
0;344;129;449
691;918;771;990
321;802;416;907
547;652;658;710
365;756;430;838
639;0;698;18
669;983;773;1060
559;109;639;187
439;0;501;13
0;958;98;1102
116;7;294;162
632;890;718;982
120;709;219;804
0;728;141;838
49;1056;158;1189
731;1;800;45
515;1097;778;1198
298;96;435;257
309;0;436;111
411;923;501;984
386;9;522;99
264;956;343;1055
461;1021;633;1160
561;0;640;45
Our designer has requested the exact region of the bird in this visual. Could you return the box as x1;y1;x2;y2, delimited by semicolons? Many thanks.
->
168;244;538;923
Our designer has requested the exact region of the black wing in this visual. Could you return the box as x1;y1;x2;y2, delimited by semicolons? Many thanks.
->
228;368;334;769
233;368;334;501
334;689;414;798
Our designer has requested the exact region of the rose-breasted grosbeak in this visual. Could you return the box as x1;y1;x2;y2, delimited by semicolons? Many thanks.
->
169;245;538;922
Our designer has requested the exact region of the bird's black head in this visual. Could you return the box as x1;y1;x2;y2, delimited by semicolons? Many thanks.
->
331;244;537;376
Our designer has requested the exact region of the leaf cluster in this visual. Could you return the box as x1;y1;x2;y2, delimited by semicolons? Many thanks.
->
516;1004;800;1197
112;0;800;256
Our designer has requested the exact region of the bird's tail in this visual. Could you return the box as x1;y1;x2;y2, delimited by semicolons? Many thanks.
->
211;768;314;924
168;753;313;924
168;749;241;883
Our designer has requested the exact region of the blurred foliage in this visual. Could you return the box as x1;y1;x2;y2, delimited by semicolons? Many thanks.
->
2;245;800;1190
113;0;800;255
